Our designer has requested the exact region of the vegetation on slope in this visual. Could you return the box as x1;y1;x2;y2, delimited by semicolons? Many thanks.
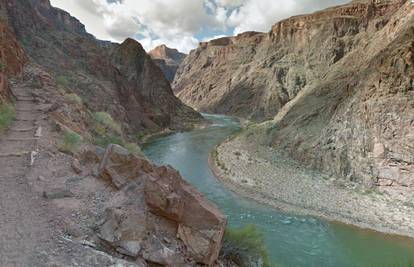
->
221;224;277;267
0;103;15;133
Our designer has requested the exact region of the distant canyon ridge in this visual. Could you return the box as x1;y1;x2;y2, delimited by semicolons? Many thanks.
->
149;44;186;82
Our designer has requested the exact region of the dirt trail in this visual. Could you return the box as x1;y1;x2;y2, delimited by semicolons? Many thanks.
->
0;78;144;267
0;82;60;266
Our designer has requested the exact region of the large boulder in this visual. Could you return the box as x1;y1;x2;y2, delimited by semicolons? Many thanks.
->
96;144;227;266
145;166;227;265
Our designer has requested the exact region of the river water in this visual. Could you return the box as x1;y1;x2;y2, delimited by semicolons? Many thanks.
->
143;114;414;267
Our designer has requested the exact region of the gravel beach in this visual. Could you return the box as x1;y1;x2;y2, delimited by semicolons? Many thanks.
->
210;135;414;239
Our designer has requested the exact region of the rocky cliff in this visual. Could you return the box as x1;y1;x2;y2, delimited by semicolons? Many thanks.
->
1;0;201;134
149;44;186;82
0;0;230;266
175;0;414;186
0;21;27;102
267;0;414;187
173;0;408;121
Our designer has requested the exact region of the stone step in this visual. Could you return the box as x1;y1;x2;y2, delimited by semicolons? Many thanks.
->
14;95;33;99
16;108;43;112
6;137;39;141
15;118;36;122
9;127;36;132
0;151;30;157
16;98;35;102
15;115;47;121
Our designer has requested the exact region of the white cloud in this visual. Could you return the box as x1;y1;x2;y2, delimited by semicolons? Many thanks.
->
50;0;348;53
227;0;347;34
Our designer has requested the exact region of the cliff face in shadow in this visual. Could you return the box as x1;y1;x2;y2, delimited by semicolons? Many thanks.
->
1;0;202;133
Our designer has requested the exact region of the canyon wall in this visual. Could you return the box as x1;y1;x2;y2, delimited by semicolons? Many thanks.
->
175;0;414;186
1;0;201;133
174;0;407;121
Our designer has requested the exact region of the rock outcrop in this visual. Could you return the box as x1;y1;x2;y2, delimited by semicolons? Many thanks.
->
96;144;226;266
0;21;27;102
1;0;201;133
149;44;186;82
174;0;414;186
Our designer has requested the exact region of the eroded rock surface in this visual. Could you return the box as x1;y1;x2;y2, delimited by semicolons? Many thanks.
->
96;144;227;266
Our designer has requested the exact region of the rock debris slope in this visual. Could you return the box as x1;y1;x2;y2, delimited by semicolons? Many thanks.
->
175;0;414;186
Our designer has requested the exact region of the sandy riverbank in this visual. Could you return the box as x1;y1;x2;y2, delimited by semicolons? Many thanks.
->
209;135;414;239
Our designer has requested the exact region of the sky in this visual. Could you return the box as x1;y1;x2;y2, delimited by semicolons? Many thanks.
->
50;0;348;53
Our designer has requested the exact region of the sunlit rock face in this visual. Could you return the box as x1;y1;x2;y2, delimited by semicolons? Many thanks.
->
149;44;186;82
174;0;414;185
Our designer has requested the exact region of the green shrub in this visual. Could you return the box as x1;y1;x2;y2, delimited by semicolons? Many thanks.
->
135;132;145;142
65;93;82;105
124;142;145;158
221;224;276;267
30;79;42;89
93;112;121;134
59;131;82;154
93;134;123;148
0;62;6;72
56;75;70;88
0;103;15;132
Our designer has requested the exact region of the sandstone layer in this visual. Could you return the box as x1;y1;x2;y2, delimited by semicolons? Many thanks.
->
175;0;414;186
149;44;186;82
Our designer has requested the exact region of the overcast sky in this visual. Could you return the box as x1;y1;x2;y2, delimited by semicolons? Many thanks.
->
50;0;348;53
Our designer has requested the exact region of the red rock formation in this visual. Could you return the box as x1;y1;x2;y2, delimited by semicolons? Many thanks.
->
0;21;27;102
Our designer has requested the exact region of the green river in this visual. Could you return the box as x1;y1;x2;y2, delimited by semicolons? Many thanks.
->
143;114;414;267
